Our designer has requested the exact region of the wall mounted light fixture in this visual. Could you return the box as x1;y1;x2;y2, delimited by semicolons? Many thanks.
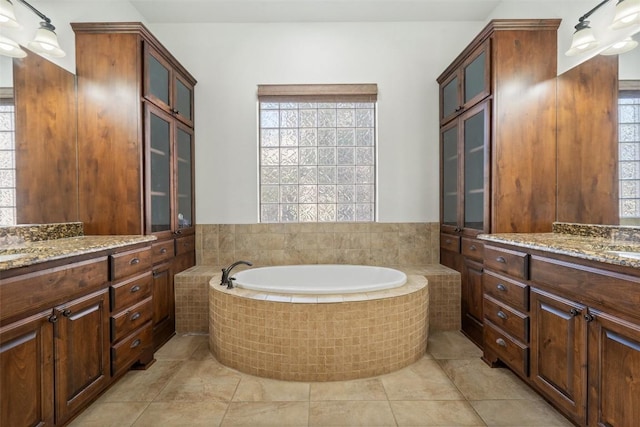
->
0;0;65;58
566;0;640;56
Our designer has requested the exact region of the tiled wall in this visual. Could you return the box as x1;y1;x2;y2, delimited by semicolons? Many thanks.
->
195;222;440;267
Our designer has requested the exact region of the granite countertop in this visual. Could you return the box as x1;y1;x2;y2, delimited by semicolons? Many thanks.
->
478;232;640;269
0;235;157;272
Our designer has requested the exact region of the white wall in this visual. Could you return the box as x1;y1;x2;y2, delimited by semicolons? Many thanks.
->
151;22;484;223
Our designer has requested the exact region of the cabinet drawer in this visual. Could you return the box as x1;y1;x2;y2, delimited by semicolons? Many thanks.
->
152;240;175;264
110;246;152;281
110;272;152;312
111;321;152;376
484;271;529;312
0;257;108;322
484;295;529;343
110;296;153;343
484;321;529;377
484;245;529;279
462;238;484;261
440;233;461;253
175;235;195;256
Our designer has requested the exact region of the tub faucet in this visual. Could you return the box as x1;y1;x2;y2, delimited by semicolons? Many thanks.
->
220;260;253;288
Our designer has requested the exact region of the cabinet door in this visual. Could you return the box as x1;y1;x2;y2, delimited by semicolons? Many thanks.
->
144;44;172;112
54;289;110;424
530;289;587;425
176;123;194;231
174;73;194;127
146;103;174;235
462;258;484;347
588;309;640;427
440;119;460;232
0;311;54;427
461;40;490;108
461;101;490;233
152;262;175;350
440;71;460;123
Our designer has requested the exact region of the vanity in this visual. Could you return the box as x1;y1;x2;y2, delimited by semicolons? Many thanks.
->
0;224;156;426
479;223;640;427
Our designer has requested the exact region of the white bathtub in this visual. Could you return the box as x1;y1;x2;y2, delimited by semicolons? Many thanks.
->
232;264;407;294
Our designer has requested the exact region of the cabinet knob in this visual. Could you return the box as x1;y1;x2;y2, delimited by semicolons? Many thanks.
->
570;308;581;317
48;314;58;323
496;256;506;263
496;283;507;292
130;339;142;349
62;309;72;317
496;338;507;347
129;257;140;265
584;313;595;322
174;230;183;235
130;285;141;293
497;310;508;320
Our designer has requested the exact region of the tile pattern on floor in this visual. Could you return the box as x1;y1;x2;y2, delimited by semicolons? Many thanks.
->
69;331;573;426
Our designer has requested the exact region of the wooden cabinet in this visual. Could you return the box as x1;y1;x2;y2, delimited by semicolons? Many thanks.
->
0;310;54;427
54;289;110;424
73;22;197;348
481;241;640;426
438;19;560;347
151;262;175;349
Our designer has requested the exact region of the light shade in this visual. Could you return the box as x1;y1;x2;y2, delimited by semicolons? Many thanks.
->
0;34;26;57
27;22;65;57
601;36;639;54
0;0;19;28
610;0;640;30
565;23;600;56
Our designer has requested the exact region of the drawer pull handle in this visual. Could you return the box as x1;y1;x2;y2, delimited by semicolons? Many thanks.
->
130;285;141;293
496;256;506;263
469;245;477;251
130;339;141;349
496;284;507;292
445;239;452;244
497;311;508;320
130;257;140;265
496;338;507;347
130;312;141;321
160;248;168;254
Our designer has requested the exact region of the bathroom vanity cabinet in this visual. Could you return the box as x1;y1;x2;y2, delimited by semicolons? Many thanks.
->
0;241;153;426
437;19;560;347
73;22;197;350
481;242;640;426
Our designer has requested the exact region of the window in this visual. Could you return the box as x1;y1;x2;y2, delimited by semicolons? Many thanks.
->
0;91;15;226
258;84;377;223
619;82;640;226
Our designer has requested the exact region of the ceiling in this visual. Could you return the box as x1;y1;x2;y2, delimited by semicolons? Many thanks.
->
63;0;578;23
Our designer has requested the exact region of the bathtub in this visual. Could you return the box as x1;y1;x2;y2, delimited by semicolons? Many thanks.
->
209;265;429;381
232;264;407;294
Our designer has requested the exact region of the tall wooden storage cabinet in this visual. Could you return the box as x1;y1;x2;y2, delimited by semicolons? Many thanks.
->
73;22;197;350
437;19;560;347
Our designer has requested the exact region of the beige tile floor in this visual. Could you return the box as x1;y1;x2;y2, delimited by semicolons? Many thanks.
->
69;331;573;427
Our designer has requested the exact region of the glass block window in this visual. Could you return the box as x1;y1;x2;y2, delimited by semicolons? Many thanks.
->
0;99;15;226
258;84;377;223
619;87;640;225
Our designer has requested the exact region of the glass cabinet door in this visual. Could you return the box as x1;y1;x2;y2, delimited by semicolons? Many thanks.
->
462;41;490;108
462;102;489;231
146;104;173;233
441;73;460;122
441;122;459;227
144;44;172;111
174;74;194;127
176;124;193;229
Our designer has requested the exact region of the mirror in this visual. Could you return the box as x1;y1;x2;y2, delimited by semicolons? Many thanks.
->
556;44;640;226
0;49;78;225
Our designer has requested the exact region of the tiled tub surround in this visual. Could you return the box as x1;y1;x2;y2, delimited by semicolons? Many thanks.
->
195;222;440;267
176;264;459;334
209;274;428;381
